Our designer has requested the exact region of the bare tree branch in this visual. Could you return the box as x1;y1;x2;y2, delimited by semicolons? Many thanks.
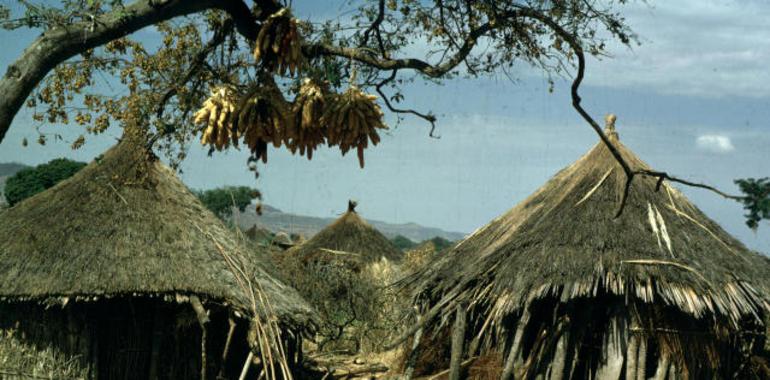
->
375;70;438;137
510;7;744;214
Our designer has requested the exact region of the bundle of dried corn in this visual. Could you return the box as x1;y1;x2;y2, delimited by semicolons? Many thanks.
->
287;78;327;160
234;80;294;163
194;86;239;151
322;86;387;168
254;8;303;76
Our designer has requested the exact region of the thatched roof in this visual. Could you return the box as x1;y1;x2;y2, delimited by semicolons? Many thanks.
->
0;135;313;326
407;124;769;327
285;201;402;263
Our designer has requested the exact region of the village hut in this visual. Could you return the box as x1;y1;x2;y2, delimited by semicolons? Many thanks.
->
397;116;770;379
275;201;403;352
286;200;402;264
272;232;296;250
0;133;315;379
245;224;275;245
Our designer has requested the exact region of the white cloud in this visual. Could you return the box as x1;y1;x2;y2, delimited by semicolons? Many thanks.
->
586;0;770;98
696;134;734;153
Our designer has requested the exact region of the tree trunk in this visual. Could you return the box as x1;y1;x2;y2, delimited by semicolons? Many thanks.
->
449;304;467;380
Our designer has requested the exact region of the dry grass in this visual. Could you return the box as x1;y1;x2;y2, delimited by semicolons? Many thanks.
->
0;329;89;380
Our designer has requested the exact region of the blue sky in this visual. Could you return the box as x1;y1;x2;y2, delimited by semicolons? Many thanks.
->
0;0;768;252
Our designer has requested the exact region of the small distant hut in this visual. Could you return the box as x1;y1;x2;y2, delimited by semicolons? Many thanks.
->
244;224;275;245
286;200;402;266
0;133;315;379
398;116;769;379
272;232;296;250
277;201;403;352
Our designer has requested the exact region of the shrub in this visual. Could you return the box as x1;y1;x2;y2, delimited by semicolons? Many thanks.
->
4;158;86;206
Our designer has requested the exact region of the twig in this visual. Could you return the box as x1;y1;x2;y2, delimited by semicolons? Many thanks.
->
375;70;439;138
107;183;128;205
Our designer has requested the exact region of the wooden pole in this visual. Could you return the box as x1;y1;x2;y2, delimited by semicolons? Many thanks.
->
216;317;237;380
403;313;423;380
625;334;639;380
449;304;467;380
148;306;164;380
239;352;254;380
550;328;570;380
190;296;209;380
500;308;530;380
66;306;78;355
296;336;303;367
651;350;670;380
636;336;647;380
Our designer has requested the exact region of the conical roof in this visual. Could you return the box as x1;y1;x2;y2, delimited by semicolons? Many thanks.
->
0;135;313;324
410;125;769;326
286;201;402;263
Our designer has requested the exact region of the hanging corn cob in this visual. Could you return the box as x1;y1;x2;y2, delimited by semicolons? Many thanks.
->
234;79;294;163
321;85;387;168
253;8;303;76
194;86;240;151
287;78;328;160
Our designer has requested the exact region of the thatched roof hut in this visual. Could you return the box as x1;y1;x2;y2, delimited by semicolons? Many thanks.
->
399;117;769;379
0;133;314;379
274;201;403;352
285;200;402;264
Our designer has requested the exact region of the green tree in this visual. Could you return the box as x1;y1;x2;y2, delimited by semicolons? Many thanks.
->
735;178;770;230
195;186;259;220
425;236;453;252
390;235;417;251
4;158;86;206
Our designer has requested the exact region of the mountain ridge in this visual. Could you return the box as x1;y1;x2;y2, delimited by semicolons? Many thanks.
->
232;205;466;242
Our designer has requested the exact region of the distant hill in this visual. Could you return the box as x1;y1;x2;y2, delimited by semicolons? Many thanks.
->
0;163;28;177
0;163;30;206
232;204;466;242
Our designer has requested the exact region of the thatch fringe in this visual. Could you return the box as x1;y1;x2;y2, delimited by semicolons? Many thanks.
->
399;130;769;378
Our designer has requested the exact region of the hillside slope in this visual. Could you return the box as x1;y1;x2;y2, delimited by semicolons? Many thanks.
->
233;205;466;242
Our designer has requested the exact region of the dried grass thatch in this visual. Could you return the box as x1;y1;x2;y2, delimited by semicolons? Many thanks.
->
285;201;402;264
0;133;318;379
400;124;769;378
0;134;313;326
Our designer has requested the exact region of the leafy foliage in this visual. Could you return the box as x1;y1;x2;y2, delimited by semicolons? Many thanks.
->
425;236;453;252
391;234;417;251
275;253;384;352
194;186;259;220
735;178;770;230
4;158;86;206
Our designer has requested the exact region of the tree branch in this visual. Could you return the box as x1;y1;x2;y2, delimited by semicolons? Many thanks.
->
511;7;744;215
0;0;234;143
155;18;234;120
375;70;438;137
304;18;494;78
